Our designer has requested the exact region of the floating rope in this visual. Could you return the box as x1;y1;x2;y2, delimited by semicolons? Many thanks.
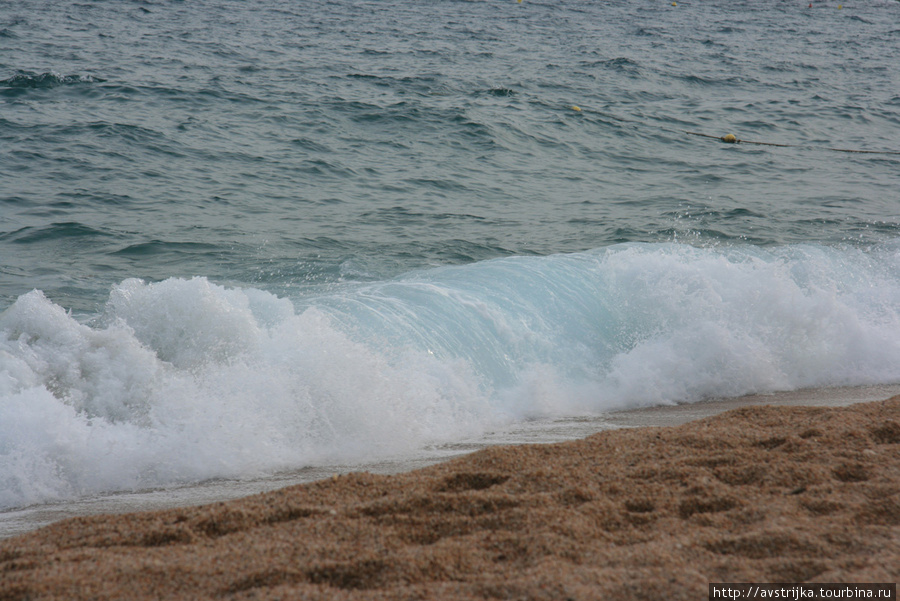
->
683;130;900;155
566;105;900;155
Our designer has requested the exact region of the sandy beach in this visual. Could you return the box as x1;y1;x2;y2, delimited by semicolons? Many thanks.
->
1;392;898;600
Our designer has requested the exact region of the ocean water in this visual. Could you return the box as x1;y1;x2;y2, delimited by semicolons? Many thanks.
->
2;0;900;513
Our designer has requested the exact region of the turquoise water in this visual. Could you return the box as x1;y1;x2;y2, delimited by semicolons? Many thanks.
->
2;0;900;509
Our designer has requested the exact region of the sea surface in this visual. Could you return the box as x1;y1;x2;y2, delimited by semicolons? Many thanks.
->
2;0;900;522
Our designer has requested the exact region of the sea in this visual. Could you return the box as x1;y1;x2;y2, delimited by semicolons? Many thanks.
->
2;0;900;535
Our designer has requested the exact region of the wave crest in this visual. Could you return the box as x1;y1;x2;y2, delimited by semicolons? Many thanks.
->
1;71;104;89
2;241;900;509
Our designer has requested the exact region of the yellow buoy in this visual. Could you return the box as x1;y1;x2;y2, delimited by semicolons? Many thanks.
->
571;105;582;112
672;1;677;5
722;133;737;143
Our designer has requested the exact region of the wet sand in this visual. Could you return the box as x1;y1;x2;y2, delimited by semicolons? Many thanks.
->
1;391;898;600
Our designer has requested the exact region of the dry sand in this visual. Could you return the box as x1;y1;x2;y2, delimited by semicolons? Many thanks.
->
2;396;898;600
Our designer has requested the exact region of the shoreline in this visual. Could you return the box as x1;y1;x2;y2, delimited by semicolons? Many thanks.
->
1;389;898;599
2;383;899;541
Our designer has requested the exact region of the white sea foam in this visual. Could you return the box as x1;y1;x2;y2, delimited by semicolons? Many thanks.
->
2;241;900;509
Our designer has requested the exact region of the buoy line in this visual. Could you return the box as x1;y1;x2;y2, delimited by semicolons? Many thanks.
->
683;130;900;155
567;104;900;155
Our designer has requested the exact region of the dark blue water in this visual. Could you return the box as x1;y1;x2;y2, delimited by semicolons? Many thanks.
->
2;0;900;510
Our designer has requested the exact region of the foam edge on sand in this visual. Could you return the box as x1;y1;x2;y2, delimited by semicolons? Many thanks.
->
2;396;899;600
